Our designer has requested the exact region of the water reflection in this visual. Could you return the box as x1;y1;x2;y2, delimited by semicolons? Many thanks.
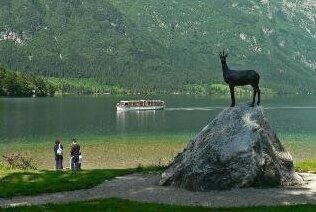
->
116;110;165;133
166;107;224;111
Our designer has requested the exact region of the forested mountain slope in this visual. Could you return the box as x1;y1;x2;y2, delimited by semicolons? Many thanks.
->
0;0;316;93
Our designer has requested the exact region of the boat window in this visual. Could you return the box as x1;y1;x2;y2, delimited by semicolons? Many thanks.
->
118;100;164;108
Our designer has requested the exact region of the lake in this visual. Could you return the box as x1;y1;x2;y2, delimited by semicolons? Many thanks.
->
1;94;316;139
0;94;316;167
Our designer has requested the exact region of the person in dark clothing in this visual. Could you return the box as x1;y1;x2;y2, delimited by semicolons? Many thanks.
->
78;152;82;169
70;138;80;170
53;139;63;170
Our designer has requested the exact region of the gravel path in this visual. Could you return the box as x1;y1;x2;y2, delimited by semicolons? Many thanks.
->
1;173;316;208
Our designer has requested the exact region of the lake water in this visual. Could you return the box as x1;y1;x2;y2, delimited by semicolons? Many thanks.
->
0;95;316;163
0;95;316;142
1;94;316;145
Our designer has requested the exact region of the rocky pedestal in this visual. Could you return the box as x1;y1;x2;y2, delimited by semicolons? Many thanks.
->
160;105;304;191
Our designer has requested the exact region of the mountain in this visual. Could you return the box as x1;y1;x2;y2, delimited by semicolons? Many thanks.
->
0;0;316;93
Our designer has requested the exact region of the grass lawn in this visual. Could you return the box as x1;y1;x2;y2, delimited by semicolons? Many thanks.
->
0;160;314;211
2;198;316;212
295;160;316;173
0;160;314;199
0;166;164;198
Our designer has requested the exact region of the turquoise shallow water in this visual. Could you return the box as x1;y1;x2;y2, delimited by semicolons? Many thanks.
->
1;94;316;159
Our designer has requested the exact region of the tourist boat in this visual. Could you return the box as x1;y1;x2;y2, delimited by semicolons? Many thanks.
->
116;100;165;111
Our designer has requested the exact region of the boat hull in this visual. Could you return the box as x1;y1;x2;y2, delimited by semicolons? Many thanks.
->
116;105;164;111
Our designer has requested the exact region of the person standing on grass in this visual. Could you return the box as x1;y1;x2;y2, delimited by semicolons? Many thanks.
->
78;152;82;169
70;138;80;170
53;139;63;170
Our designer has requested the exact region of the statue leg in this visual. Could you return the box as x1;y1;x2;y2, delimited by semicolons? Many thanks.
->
257;87;261;106
251;86;256;107
229;85;235;107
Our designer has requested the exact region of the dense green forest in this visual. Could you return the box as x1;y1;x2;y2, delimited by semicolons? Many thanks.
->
0;66;55;97
0;0;316;94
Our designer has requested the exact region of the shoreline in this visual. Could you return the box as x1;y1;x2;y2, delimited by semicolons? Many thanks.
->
1;133;316;170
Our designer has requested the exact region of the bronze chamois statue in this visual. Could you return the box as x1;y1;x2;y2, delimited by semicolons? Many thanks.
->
219;51;260;107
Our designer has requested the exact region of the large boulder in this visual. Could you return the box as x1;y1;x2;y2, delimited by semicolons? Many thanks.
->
160;105;304;191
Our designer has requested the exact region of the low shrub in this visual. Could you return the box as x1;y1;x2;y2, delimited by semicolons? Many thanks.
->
1;153;37;170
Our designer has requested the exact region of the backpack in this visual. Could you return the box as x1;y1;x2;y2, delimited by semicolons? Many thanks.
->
57;144;63;155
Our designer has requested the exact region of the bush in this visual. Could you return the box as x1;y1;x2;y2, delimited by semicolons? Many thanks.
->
1;153;37;170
